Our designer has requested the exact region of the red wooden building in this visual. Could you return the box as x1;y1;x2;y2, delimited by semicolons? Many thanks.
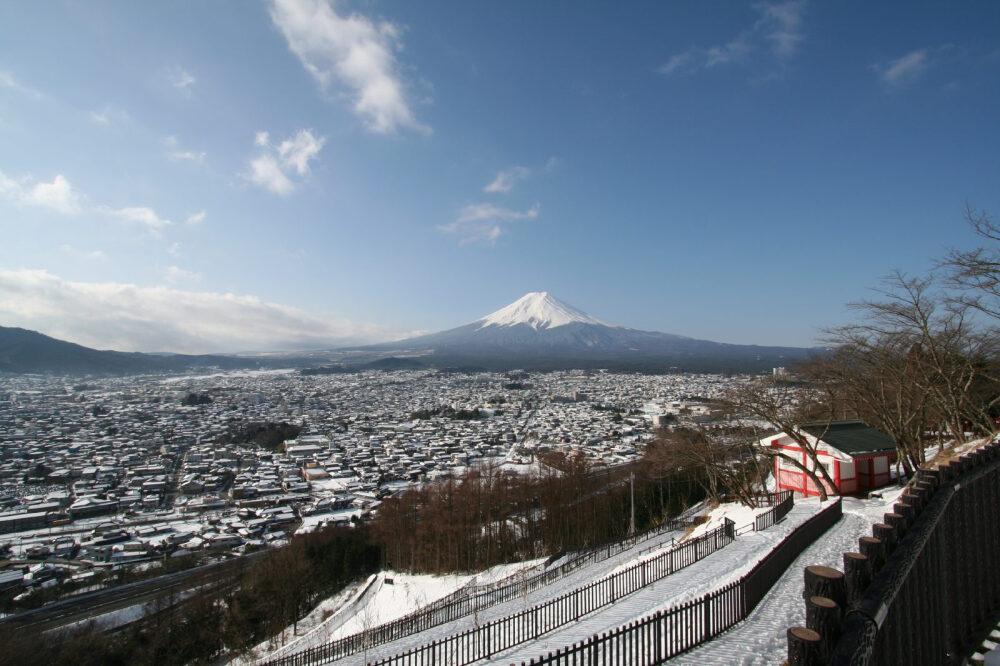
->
760;421;898;497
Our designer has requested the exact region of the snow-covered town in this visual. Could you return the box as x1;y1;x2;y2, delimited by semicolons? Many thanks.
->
0;369;739;602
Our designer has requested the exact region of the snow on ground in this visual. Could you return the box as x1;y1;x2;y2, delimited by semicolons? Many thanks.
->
679;487;906;665
233;576;374;664
312;501;807;665
327;571;474;641
251;557;550;663
250;486;924;665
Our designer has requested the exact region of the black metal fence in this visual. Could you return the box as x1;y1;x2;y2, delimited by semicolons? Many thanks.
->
519;497;843;665
364;521;737;666
259;516;695;666
792;440;1000;666
755;490;794;532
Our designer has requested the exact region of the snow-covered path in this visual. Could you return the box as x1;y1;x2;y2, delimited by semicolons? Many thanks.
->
495;499;827;665
677;489;904;665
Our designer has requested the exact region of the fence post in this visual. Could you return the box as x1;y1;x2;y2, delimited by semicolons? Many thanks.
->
802;565;846;609
805;596;840;661
787;627;822;665
702;592;711;639
842;552;870;606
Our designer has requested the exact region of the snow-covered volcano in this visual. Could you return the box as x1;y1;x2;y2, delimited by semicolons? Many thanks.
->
475;292;615;330
361;292;817;371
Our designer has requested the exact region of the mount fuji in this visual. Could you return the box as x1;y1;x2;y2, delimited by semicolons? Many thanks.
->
359;292;819;371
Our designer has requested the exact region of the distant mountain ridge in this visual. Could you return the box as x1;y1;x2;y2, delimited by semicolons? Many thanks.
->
360;292;821;371
0;326;280;375
0;293;822;375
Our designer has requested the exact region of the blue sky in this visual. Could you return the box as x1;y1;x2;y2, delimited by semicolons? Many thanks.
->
1;1;998;352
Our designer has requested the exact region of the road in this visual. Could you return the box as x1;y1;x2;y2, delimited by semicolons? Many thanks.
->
0;550;263;634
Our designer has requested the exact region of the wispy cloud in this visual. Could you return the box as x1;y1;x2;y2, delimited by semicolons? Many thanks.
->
97;205;173;235
269;0;429;135
247;129;325;195
0;268;406;352
439;202;540;245
1;170;181;236
185;210;206;225
872;49;929;86
755;1;806;58
164;135;206;163
484;166;532;194
165;265;201;284
89;106;129;127
658;1;805;77
0;172;82;214
168;66;196;93
0;69;43;99
59;244;106;262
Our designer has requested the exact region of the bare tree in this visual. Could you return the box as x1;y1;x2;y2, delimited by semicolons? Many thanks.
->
647;426;771;507
722;377;839;500
943;206;1000;321
813;270;1000;474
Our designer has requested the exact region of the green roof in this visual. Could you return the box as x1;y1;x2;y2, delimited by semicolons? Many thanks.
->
799;421;897;457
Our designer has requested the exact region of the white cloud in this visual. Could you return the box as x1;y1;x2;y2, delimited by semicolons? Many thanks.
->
170;150;207;163
0;268;404;353
90;110;111;126
484;166;532;194
167;242;181;256
169;67;196;92
164;136;206;163
98;205;173;234
269;0;429;135
439;202;540;245
165;265;201;284
1;171;183;237
0;70;43;99
247;129;325;195
249;155;296;196
874;49;929;86
88;106;129;127
59;244;106;261
754;1;806;58
659;2;805;76
185;210;206;225
0;172;82;214
277;130;325;175
29;175;81;214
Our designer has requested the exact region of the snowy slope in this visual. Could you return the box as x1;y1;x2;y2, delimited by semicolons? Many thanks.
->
475;292;616;330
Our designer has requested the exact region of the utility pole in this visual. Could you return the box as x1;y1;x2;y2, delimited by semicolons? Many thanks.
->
629;471;636;535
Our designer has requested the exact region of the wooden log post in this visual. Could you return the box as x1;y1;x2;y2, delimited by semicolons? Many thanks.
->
884;511;907;539
914;480;935;504
806;596;841;661
872;523;897;555
843;552;871;606
894;501;916;527
901;489;924;513
787;627;823;666
859;536;885;573
917;467;941;489
803;565;847;609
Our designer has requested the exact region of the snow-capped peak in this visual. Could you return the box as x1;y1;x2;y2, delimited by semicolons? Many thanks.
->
476;292;617;330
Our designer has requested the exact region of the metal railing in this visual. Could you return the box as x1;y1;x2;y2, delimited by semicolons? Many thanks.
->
519;497;843;665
